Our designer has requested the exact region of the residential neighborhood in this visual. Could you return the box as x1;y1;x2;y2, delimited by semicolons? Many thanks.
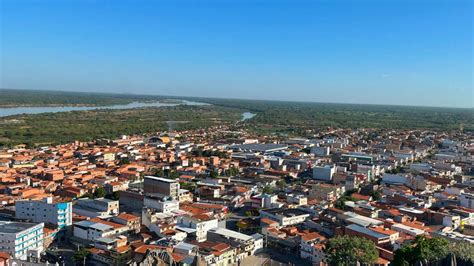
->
0;125;472;265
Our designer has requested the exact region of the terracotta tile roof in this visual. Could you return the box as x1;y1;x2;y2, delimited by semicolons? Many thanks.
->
211;242;230;252
114;245;130;253
371;226;398;236
171;252;186;262
116;213;139;221
260;217;278;225
90;218;124;229
193;213;213;221
88;248;106;255
134;245;166;254
0;251;10;261
301;232;325;242
352;193;371;201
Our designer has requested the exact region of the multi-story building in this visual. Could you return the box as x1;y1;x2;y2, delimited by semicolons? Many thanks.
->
300;232;326;264
207;228;258;259
259;208;310;227
15;197;72;229
313;165;336;181
309;183;344;202
0;222;44;260
177;215;218;242
144;196;179;214
73;198;119;218
144;176;179;199
460;193;474;209
73;220;115;241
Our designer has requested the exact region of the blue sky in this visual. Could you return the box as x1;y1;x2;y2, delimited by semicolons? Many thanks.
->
1;0;472;108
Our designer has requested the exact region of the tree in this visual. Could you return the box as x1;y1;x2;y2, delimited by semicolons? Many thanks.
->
153;169;165;177
324;236;378;266
118;157;130;165
262;185;274;194
371;190;382;201
80;192;93;199
225;167;239;177
448;240;474;262
392;236;450;266
276;179;286;189
209;171;219;178
94;187;107;198
335;190;357;210
169;171;180;179
73;248;90;265
180;182;196;191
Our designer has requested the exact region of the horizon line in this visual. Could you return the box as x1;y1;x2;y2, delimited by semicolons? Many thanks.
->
1;87;472;110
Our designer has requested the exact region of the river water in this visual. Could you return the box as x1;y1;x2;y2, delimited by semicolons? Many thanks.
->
0;100;208;117
241;112;256;121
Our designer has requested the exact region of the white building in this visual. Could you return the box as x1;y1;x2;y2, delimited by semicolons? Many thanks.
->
391;223;425;237
313;165;336;181
260;208;310;227
300;232;326;264
382;174;408;185
310;146;330;156
143;197;179;213
177;215;218;242
73;198;119;218
15;197;72;229
287;194;308;206
0;222;44;260
207;228;257;260
410;163;432;172
443;214;461;229
252;194;278;208
73;220;115;241
460;193;474;209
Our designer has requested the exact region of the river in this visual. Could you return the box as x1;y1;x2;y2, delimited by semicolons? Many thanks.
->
241;112;256;121
0;100;208;117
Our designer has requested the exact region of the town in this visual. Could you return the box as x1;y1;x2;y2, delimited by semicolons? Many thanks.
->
0;124;472;265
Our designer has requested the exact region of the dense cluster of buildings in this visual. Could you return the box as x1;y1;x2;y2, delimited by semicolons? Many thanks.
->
0;126;472;265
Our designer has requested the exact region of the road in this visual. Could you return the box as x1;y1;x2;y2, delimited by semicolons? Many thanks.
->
251;248;310;266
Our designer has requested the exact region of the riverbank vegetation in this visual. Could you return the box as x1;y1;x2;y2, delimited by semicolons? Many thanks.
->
200;98;473;133
1;90;472;146
0;105;241;147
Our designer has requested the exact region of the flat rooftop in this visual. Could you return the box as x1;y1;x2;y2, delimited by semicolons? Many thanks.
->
0;221;41;234
346;224;388;240
230;143;288;153
209;227;253;241
145;176;178;183
262;208;310;217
